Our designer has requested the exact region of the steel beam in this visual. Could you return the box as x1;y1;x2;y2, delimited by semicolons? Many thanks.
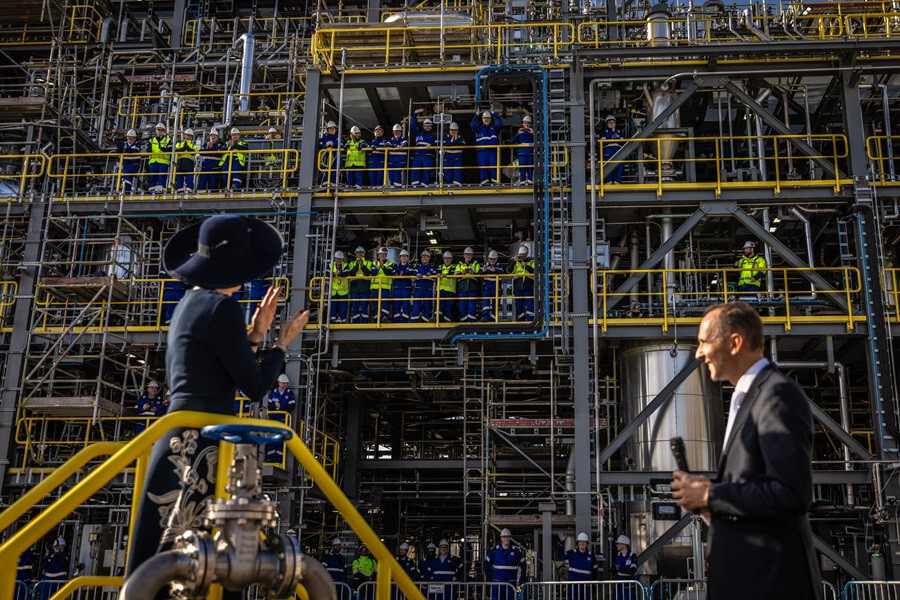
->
597;357;703;465
492;429;567;492
605;207;708;311
600;80;702;181
721;80;839;178
636;515;692;566
812;534;869;580
807;401;872;461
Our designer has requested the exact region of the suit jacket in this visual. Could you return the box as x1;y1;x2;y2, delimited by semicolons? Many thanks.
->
707;364;822;600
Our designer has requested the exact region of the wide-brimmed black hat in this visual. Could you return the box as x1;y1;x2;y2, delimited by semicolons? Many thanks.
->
163;215;284;288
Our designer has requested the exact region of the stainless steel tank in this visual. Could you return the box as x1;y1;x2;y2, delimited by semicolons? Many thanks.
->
643;84;682;166
366;246;403;264
646;3;672;47
620;343;723;575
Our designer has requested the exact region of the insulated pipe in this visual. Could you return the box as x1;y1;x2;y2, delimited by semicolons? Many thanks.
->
789;207;816;297
661;217;675;306
236;33;255;112
300;555;338;600
761;208;774;298
629;232;640;303
120;550;195;600
753;89;771;181
740;9;773;41
565;451;576;549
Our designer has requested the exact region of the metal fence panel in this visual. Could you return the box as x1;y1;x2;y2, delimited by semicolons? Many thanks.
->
358;580;518;600
648;579;707;600
821;581;839;600
522;580;647;600
845;581;900;600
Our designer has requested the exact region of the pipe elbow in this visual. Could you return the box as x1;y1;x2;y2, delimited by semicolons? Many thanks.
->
300;555;338;600
121;550;195;600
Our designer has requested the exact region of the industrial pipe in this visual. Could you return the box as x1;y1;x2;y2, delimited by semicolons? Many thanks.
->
740;9;773;41
237;33;255;112
300;555;338;600
788;207;816;297
120;550;195;600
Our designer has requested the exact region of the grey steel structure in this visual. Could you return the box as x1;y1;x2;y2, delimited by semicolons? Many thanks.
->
0;0;897;590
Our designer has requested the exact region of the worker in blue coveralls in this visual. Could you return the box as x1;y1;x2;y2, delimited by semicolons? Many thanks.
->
610;535;639;600
319;120;340;186
323;538;349;600
484;529;526;600
135;380;159;434
471;110;503;185
367;125;388;187
265;373;295;464
16;546;37;600
386;124;409;188
161;270;185;324
437;251;458;323
442;122;466;185
419;542;437;580
370;247;395;323
146;123;172;192
411;250;437;322
507;246;535;322
329;250;350;324
481;250;504;322
600;115;625;184
39;538;69;600
119;129;142;192
410;108;438;186
455;247;482;323
348;246;372;324
154;390;170;418
429;539;463;600
397;542;419;580
220;127;248;189
392;249;415;323
561;532;601;600
510;115;535;185
197;129;225;191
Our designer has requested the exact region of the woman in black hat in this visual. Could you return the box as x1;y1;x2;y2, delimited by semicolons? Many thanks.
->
125;214;308;597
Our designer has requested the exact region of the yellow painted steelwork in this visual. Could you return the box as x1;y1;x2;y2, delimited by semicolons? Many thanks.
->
47;576;123;600
117;91;305;128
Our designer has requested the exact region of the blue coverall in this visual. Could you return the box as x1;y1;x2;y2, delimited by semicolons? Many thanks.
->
600;127;625;183
245;279;268;322
411;262;437;322
153;396;169;417
347;257;372;324
161;271;185;323
39;550;68;600
323;550;349;600
561;548;600;600
409;115;437;186
197;139;225;190
392;555;420;600
16;548;37;600
134;393;156;434
220;139;248;189
484;544;525;600
386;134;409;187
392;260;415;323
320;132;340;185
119;139;142;192
266;387;296;463
174;138;198;190
471;112;503;185
146;135;172;189
428;554;463;600
510;127;534;184
611;550;639;600
368;135;389;187
481;261;505;322
442;132;467;185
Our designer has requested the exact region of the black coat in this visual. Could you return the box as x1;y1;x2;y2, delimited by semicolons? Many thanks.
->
706;364;822;600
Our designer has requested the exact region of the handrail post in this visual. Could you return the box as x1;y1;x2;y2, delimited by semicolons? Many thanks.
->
783;269;791;330
773;135;781;194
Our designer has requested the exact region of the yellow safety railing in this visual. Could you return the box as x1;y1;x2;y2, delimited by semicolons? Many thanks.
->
311;22;574;68
596;267;861;332
47;149;299;197
316;143;564;190
116;91;305;128
0;280;16;331
382;0;486;23
0;412;425;600
0;4;104;46
884;268;899;320
865;136;900;184
66;4;105;42
183;16;314;48
0;154;47;199
32;276;289;333
597;133;849;195
851;430;876;455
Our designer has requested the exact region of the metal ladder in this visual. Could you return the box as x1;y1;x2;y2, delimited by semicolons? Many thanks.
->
837;218;855;266
547;67;571;352
462;347;487;549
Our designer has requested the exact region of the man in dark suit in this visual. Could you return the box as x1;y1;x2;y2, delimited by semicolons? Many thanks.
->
671;301;821;600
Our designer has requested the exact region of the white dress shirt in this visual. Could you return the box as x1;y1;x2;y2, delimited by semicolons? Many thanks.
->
722;357;770;450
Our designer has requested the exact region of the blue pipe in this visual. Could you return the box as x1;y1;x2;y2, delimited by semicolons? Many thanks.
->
450;64;550;344
839;213;898;454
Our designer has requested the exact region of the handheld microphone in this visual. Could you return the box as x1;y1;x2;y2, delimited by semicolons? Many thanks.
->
670;436;689;472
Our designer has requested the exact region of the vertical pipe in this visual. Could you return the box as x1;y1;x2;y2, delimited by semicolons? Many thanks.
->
789;207;816;297
837;364;855;507
589;79;602;432
661;217;675;306
754;89;771;180
761;208;774;297
237;33;255;112
629;232;639;304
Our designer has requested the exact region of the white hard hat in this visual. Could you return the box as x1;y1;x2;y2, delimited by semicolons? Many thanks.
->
393;124;403;132
523;115;533;123
374;124;384;131
355;246;365;253
482;111;492;118
576;532;590;542
517;246;528;255
326;121;337;129
450;122;459;130
400;249;410;256
488;250;499;259
350;126;361;134
420;250;431;257
500;528;512;537
616;535;631;546
427;543;436;550
126;129;137;137
443;251;453;259
277;374;290;383
147;381;159;389
209;129;219;137
286;528;297;537
400;542;410;550
378;247;388;255
464;247;474;255
743;240;756;249
230;127;240;135
334;250;346;260
423;119;433;126
332;538;342;546
55;538;66;547
269;127;278;133
155;122;166;130
439;539;449;547
605;115;617;122
184;128;194;136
